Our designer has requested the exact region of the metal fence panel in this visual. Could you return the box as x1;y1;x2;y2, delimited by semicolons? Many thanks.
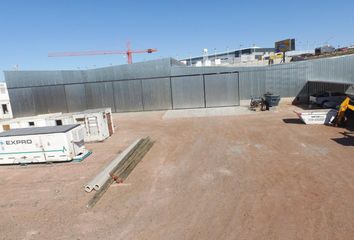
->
60;71;86;85
4;71;63;88
64;84;87;112
85;82;115;110
290;65;307;97
5;55;354;117
4;58;175;87
85;58;173;82
239;70;266;99
308;55;354;83
204;73;239;107
171;75;205;109
171;66;239;76
113;80;143;112
141;78;172;110
8;88;36;117
265;69;281;96
308;82;350;96
32;85;67;114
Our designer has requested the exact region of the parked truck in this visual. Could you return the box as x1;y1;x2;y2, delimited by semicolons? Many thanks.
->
309;91;346;108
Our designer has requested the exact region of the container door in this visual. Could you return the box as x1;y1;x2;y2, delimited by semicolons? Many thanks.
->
105;112;114;136
87;116;99;136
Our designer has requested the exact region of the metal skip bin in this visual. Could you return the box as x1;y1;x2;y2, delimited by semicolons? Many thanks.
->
294;109;338;124
0;124;86;165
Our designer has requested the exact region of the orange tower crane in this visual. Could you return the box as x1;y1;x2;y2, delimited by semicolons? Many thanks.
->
48;42;157;64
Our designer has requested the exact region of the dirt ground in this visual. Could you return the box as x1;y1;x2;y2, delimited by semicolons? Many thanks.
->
1;104;354;240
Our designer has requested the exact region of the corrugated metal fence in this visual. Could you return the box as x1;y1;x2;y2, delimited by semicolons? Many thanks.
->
4;55;354;117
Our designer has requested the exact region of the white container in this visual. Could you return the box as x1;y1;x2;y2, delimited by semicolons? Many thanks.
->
0;113;62;132
0;124;86;164
71;108;114;142
0;109;114;142
47;113;76;126
294;109;338;124
49;108;114;142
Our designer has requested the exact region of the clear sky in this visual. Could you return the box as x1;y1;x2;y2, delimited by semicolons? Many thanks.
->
1;0;354;81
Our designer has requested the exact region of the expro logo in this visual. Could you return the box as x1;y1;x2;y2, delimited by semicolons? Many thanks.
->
4;139;33;145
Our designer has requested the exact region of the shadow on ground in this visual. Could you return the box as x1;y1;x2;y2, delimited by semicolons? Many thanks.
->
332;131;354;146
282;118;304;124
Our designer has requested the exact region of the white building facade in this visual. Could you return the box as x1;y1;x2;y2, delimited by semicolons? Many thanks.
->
0;83;13;119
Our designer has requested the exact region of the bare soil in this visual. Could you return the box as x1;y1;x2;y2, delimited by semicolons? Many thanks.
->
1;104;354;240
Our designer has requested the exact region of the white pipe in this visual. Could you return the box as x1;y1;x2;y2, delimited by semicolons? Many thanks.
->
84;138;142;192
85;185;94;192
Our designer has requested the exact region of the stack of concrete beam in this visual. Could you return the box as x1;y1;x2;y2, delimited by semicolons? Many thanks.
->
85;137;154;208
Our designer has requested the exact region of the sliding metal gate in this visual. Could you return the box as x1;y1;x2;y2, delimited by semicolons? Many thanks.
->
204;73;239;107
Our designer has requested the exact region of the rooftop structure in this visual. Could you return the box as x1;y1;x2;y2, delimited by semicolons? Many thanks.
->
180;46;275;66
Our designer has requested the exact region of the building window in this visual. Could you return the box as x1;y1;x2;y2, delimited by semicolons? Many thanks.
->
2;104;8;114
75;118;85;123
2;124;10;131
28;121;35;126
55;119;63;126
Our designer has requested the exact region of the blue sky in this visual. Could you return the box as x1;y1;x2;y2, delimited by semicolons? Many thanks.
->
1;0;354;81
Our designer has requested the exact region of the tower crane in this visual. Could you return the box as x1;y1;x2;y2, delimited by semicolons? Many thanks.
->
48;42;157;64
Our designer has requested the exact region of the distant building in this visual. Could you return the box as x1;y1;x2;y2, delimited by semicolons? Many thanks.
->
0;83;13;119
315;45;335;55
180;46;275;66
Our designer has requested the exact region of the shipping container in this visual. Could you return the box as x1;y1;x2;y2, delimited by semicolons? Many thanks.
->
0;124;86;164
0;113;62;132
0;109;114;142
71;108;114;142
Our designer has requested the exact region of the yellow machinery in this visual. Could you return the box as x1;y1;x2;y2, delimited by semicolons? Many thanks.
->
332;97;354;126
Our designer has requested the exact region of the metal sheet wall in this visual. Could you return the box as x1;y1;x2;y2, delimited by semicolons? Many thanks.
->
308;55;354;83
5;55;354;117
4;58;175;88
263;64;308;98
308;82;351;96
171;75;205;109
141;78;172;110
204;73;239;107
171;66;238;76
8;88;36;117
113;80;143;112
238;62;308;99
84;58;172;82
65;84;87;112
32;85;67;114
239;70;266;99
85;82;115;111
5;71;65;88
